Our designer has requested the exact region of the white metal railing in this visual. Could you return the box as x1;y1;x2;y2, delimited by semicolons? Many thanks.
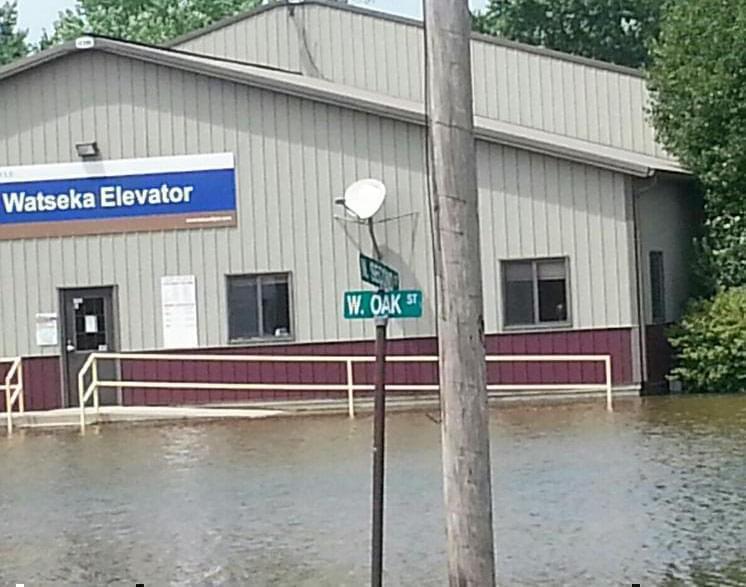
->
2;356;24;434
77;352;613;432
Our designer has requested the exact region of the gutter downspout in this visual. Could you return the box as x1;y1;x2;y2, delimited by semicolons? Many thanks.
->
632;171;659;394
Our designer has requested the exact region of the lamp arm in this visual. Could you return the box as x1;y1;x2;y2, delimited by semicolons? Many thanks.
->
368;217;382;260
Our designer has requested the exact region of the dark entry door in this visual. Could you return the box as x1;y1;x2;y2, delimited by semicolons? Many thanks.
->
61;287;119;407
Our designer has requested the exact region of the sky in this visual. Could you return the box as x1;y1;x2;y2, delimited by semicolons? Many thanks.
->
18;0;488;42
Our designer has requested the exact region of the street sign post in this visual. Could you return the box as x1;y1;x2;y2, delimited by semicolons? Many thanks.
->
343;289;423;319
347;257;417;587
371;315;387;587
359;253;400;291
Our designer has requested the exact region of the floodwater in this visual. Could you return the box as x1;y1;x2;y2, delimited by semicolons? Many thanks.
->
1;396;745;586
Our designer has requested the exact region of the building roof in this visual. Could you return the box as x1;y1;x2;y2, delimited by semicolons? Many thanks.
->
169;0;672;162
169;0;643;78
0;36;683;178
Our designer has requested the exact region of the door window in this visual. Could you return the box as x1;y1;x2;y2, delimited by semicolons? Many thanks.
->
73;297;107;351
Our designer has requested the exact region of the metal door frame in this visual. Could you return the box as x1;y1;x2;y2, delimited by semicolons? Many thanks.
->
58;285;121;408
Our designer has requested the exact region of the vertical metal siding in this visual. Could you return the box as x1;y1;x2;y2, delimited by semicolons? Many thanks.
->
175;4;669;160
183;10;301;72
477;142;634;331
0;50;635;357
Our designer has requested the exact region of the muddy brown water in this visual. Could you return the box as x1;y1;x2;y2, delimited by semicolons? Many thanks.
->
1;395;744;586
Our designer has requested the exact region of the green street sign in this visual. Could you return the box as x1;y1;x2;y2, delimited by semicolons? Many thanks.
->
344;289;423;319
359;253;400;291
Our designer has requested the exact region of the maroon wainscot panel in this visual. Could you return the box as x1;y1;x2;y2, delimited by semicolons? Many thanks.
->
115;328;633;407
1;356;62;412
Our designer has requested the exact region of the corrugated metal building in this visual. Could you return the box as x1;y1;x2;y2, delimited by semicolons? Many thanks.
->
0;1;697;410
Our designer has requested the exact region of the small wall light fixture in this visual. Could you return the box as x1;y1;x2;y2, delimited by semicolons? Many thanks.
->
75;141;99;159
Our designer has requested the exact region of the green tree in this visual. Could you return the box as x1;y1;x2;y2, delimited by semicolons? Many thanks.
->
473;0;664;68
42;0;264;47
648;0;746;291
0;1;29;66
668;288;746;393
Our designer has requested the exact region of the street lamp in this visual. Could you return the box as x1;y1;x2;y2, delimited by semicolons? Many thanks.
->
336;178;386;259
339;178;389;587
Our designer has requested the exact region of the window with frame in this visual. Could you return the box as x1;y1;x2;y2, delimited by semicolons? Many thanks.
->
227;273;291;341
502;258;569;327
649;251;666;323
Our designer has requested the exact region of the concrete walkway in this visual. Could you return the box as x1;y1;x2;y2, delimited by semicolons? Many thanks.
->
3;405;287;430
2;388;641;432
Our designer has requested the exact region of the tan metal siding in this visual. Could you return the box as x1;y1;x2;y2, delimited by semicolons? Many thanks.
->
182;10;302;72
0;51;635;357
477;143;634;330
175;4;669;160
0;52;434;354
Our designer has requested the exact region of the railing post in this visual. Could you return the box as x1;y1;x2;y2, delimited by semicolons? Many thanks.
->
79;362;87;434
17;360;24;414
605;356;613;412
92;356;100;414
346;359;355;419
5;379;11;435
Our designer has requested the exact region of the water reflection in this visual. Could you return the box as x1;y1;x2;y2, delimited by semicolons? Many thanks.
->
0;395;744;586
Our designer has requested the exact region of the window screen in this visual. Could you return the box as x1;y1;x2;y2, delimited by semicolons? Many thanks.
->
503;258;569;327
649;251;666;323
227;273;291;341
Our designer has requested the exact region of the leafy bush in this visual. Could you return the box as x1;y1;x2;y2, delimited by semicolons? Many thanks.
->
668;288;746;393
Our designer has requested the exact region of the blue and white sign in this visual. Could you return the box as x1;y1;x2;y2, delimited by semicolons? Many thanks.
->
0;153;237;239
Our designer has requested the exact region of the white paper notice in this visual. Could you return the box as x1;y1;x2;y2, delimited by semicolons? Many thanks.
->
161;275;198;348
35;313;58;346
84;315;98;333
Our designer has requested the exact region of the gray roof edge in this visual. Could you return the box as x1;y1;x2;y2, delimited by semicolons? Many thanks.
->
476;125;651;178
0;40;78;82
167;1;291;47
102;38;676;176
166;0;421;47
96;38;426;125
469;31;642;78
1;37;678;178
474;116;687;178
167;0;643;78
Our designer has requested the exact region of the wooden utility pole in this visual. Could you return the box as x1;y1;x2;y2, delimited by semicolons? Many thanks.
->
424;1;497;585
